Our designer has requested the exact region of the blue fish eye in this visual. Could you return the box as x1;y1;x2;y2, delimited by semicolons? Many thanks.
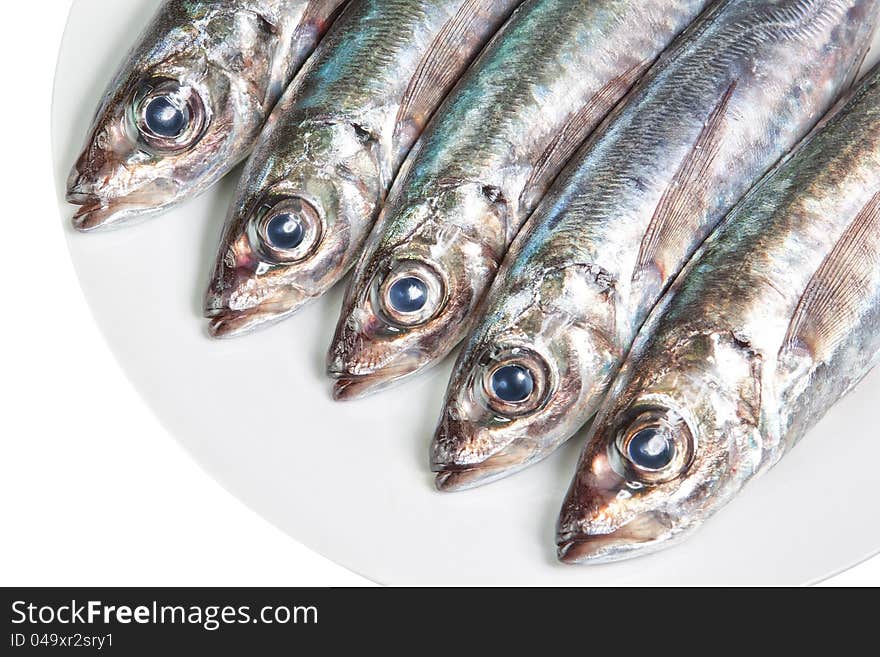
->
388;277;428;313
144;96;187;138
626;427;674;470
265;212;305;250
490;364;534;403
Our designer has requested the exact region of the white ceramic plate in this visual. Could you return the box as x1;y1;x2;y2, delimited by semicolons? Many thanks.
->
53;0;880;585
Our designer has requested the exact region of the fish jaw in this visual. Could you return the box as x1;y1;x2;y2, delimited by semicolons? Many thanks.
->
327;334;427;400
556;512;678;565
329;369;411;401
429;377;549;491
432;444;544;492
326;307;460;400
65;108;184;231
66;173;181;232
326;321;453;400
204;297;308;338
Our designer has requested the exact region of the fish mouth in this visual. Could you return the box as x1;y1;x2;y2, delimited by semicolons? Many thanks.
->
204;297;308;338
326;361;420;401
328;371;396;401
431;441;539;492
556;514;671;565
67;188;169;232
70;199;130;232
66;189;116;232
433;461;522;492
326;345;425;400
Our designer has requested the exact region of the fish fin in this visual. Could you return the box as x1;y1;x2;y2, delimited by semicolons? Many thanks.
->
393;0;510;144
520;60;650;211
635;81;738;281
781;192;880;362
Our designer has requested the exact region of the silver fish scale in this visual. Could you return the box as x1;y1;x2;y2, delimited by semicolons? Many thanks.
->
204;0;522;337
293;1;435;115
649;68;880;449
556;65;880;564
392;0;707;237
428;0;878;493
327;0;712;402
533;0;860;284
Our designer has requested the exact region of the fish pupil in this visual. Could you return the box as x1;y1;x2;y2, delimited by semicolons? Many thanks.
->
627;428;674;470
388;277;428;313
144;96;187;138
266;212;305;250
491;364;534;403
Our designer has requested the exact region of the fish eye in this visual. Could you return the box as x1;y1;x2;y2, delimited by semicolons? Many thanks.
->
377;262;446;327
143;96;187;138
131;78;207;153
480;348;549;415
616;407;695;483
252;196;323;262
490;364;534;403
626;427;674;470
266;213;305;250
388;277;428;313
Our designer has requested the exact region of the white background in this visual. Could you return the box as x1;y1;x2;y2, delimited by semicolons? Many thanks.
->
0;1;874;587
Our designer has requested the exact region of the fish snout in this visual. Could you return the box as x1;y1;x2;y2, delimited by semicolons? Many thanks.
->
326;310;413;399
555;444;670;564
326;355;418;400
556;511;672;565
66;170;101;205
430;409;539;491
204;258;310;338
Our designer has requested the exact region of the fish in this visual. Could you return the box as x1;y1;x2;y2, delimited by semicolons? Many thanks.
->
326;0;713;400
66;0;347;231
430;0;879;492
557;63;880;564
203;0;522;337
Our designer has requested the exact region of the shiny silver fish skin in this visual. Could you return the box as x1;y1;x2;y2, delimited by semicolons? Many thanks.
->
431;0;879;492
326;0;713;400
557;64;880;564
67;0;346;231
204;0;522;338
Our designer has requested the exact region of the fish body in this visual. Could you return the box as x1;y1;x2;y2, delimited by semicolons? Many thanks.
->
327;0;712;399
431;0;878;491
558;64;880;564
204;0;522;337
67;0;347;231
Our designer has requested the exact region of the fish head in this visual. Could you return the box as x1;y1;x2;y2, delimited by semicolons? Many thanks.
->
204;120;384;337
67;11;280;231
430;259;622;490
557;330;767;564
327;181;508;399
